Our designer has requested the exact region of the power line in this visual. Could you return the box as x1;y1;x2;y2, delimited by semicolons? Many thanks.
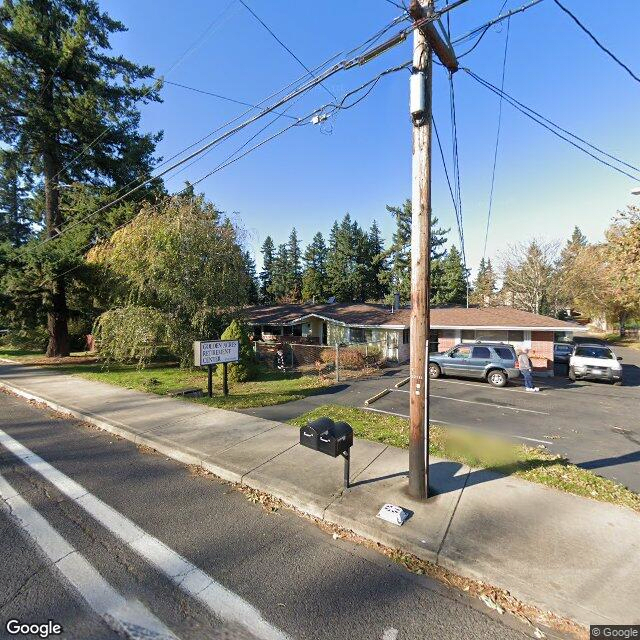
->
452;0;544;50
158;78;301;120
448;72;468;276
238;0;337;100
482;16;510;262
553;0;640;85
52;64;408;281
457;0;509;59
465;69;640;181
41;24;414;250
49;1;240;185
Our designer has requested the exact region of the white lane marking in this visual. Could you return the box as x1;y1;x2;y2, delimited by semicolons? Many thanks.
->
362;408;552;445
0;473;178;640
0;429;291;640
429;394;549;415
362;406;450;424
431;378;544;395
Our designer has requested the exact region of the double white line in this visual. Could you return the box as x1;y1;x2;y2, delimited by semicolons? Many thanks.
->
0;428;291;640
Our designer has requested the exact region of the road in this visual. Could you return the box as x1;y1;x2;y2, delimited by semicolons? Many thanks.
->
0;392;542;640
242;345;640;493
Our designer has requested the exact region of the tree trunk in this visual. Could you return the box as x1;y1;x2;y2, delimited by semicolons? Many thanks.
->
42;76;70;357
619;312;627;337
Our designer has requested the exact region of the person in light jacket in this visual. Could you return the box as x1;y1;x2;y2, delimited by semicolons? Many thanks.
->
518;347;539;392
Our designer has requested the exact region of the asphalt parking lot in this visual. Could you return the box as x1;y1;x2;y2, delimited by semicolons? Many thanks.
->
362;345;640;493
244;345;640;494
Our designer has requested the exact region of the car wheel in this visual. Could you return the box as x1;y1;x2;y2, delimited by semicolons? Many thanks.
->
613;380;623;386
488;370;507;387
568;367;576;382
428;363;441;379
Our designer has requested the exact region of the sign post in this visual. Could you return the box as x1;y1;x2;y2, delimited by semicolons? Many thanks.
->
194;340;239;398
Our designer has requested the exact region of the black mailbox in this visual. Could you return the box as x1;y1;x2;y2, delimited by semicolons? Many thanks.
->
318;421;353;458
300;417;354;488
300;417;334;451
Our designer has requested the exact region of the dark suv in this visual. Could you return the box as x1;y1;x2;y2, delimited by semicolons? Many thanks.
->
428;342;520;387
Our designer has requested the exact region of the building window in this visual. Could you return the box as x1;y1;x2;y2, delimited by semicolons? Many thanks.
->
402;328;410;344
461;330;475;342
350;328;365;343
508;330;524;342
476;329;508;342
283;325;302;337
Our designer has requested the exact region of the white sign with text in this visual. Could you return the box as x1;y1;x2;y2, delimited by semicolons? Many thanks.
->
194;340;239;367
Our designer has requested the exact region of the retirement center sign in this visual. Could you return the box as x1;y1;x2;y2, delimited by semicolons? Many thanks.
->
193;340;239;367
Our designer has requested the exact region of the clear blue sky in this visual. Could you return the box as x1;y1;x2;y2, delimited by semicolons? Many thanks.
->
103;0;640;274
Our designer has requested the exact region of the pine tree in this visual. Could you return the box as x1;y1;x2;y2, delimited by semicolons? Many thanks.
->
471;257;497;306
0;149;33;246
0;0;161;356
242;250;260;304
269;243;290;302
379;199;449;304
287;228;302;301
259;236;275;303
365;220;387;301
302;232;328;302
326;216;354;302
433;245;468;306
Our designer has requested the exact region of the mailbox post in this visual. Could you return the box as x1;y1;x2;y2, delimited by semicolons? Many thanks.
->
299;418;354;489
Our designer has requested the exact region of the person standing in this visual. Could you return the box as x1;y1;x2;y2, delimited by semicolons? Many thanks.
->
518;347;539;392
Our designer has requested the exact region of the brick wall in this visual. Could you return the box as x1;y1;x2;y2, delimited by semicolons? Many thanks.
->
438;336;457;352
530;331;554;372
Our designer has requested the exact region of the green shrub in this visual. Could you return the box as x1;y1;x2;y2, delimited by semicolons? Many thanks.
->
216;319;257;382
93;306;169;368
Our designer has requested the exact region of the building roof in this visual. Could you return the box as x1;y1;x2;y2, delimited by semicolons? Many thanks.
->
243;303;584;331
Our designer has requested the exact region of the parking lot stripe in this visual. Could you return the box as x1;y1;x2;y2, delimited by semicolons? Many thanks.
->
362;406;450;424
0;472;180;640
430;394;549;415
362;408;552;445
0;429;291;640
431;378;543;395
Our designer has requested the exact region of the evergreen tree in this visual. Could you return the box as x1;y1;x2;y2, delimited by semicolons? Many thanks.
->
259;236;275;303
471;257;497;306
364;220;387;301
216;319;256;382
379;199;449;304
287;227;302;301
433;245;468;306
0;149;33;246
302;232;328;302
242;250;260;304
0;0;161;356
326;216;353;301
269;243;290;302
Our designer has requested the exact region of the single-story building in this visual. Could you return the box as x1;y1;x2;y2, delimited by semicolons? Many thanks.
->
244;303;586;375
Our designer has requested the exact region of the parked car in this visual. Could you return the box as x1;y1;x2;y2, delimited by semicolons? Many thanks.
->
569;344;623;385
553;342;574;364
428;342;519;387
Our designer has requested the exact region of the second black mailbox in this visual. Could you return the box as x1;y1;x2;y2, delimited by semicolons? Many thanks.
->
300;418;353;458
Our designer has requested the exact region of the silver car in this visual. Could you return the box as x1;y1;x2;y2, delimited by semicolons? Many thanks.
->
428;342;520;387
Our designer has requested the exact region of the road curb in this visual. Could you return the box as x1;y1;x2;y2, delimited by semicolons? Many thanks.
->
0;376;617;630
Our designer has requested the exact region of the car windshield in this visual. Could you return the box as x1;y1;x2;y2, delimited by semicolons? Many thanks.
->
574;346;614;360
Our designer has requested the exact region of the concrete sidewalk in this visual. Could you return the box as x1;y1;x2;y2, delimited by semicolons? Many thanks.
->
1;361;638;628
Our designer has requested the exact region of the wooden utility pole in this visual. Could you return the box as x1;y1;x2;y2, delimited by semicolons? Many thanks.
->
408;0;458;500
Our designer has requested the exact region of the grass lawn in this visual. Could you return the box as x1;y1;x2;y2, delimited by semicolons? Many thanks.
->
0;347;331;409
599;333;640;351
288;404;640;512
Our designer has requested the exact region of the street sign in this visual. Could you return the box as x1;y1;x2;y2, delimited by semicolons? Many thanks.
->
194;340;239;367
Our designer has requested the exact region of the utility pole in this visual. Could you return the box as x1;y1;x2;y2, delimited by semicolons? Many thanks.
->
408;0;458;500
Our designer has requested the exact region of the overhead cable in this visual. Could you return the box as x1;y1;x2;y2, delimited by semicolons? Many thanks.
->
482;17;510;262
